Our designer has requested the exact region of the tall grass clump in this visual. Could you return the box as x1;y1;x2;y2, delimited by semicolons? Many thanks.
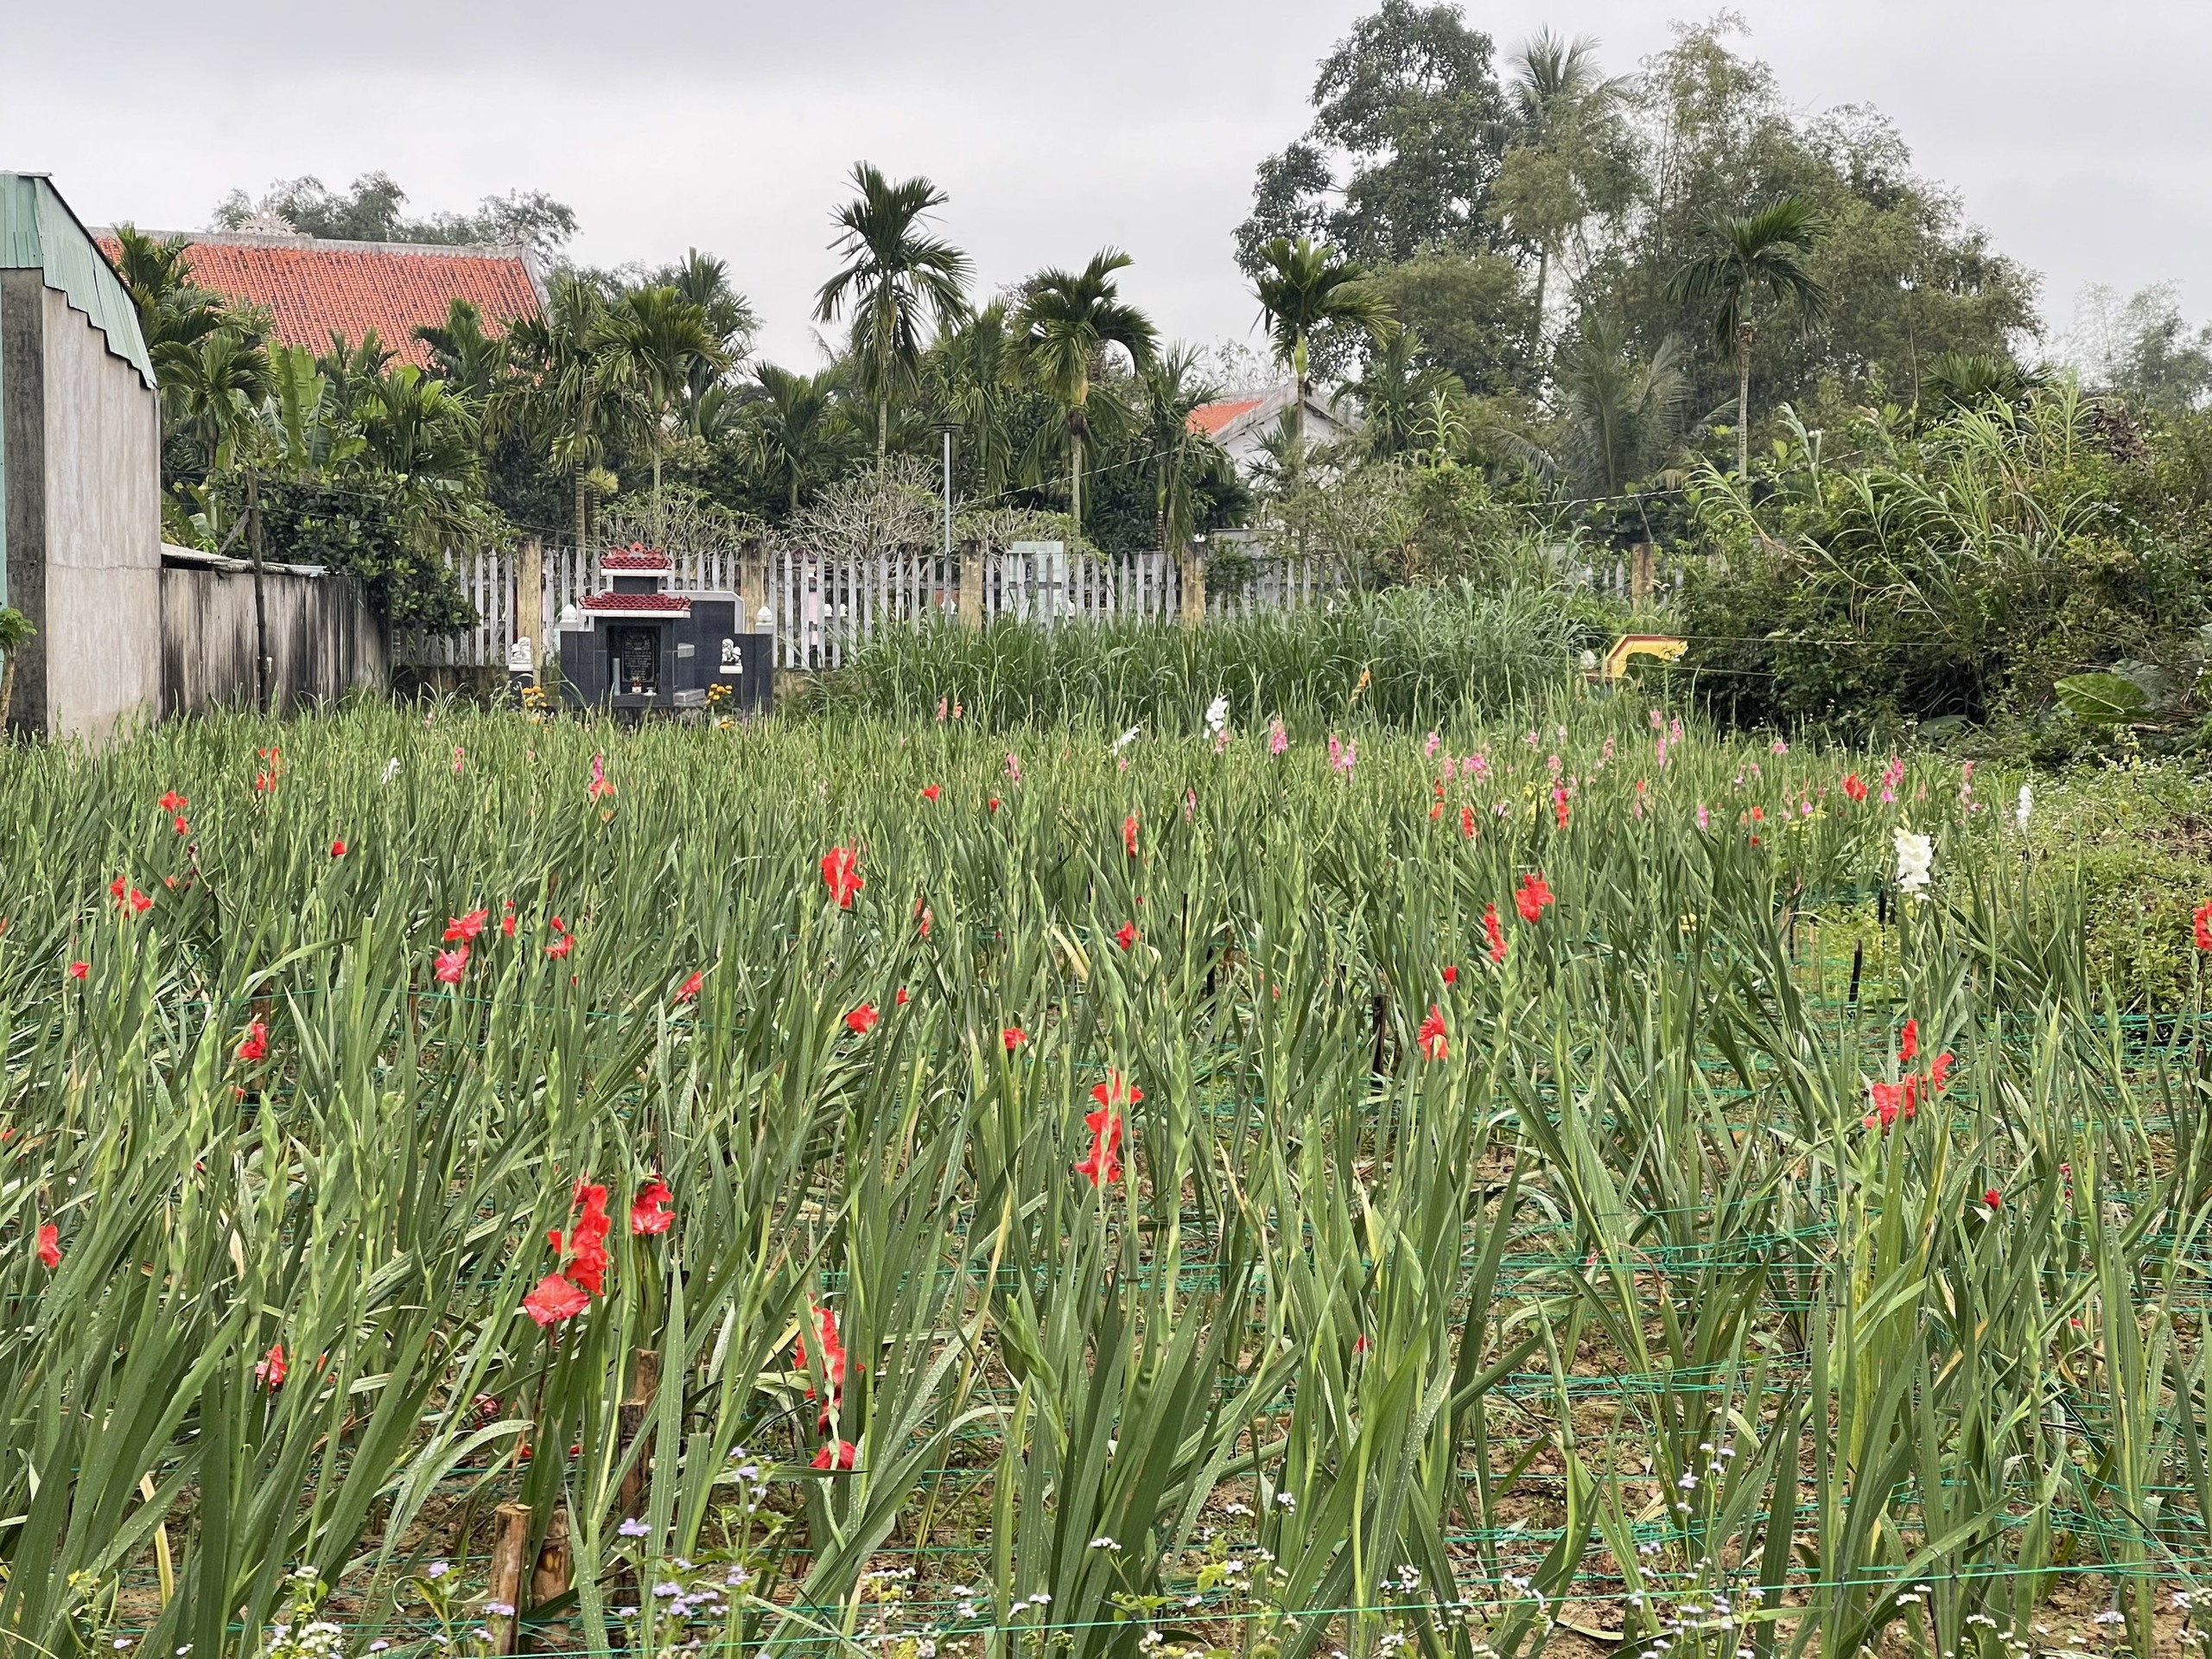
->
813;580;1593;730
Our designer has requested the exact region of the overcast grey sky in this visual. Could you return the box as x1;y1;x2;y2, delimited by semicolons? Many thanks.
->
3;1;2204;365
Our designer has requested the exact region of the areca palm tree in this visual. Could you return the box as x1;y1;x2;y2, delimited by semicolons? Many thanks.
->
414;299;509;409
1136;346;1235;556
595;283;728;536
744;364;858;513
1669;196;1826;475
500;271;616;554
164;328;274;473
1251;237;1393;449
814;163;970;462
1013;250;1158;528
658;249;758;427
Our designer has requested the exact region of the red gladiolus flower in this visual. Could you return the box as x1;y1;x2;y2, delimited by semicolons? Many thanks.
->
256;1343;288;1389
550;916;566;935
846;1003;879;1034
1484;903;1508;965
822;846;864;908
523;1273;589;1326
35;1222;59;1270
812;1440;858;1471
1842;772;1868;804
1076;1107;1124;1187
238;1020;268;1063
988;797;1001;812
1418;1005;1449;1062
1003;1027;1027;1051
1984;1187;2002;1211
914;894;933;938
435;945;468;984
895;987;910;1006
1865;1081;1904;1130
2196;902;2212;952
550;1181;613;1294
795;1304;849;1398
173;816;190;836
546;934;573;960
1124;813;1140;857
587;753;614;799
158;791;186;813
1554;786;1570;830
1442;965;1459;985
67;961;87;981
130;888;151;914
1515;873;1554;924
330;839;346;857
254;772;276;793
921;784;941;803
444;908;489;944
1114;921;1138;951
1077;1074;1139;1186
1930;1051;1955;1090
631;1179;674;1236
676;970;705;1002
1900;1019;1919;1065
1460;805;1476;840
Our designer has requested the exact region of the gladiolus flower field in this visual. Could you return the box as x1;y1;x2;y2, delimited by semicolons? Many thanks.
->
2;697;2209;1659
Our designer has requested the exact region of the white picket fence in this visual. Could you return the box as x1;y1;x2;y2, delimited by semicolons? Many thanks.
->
397;542;1347;671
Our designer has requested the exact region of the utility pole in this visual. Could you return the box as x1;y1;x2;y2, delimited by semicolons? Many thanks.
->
245;468;270;715
935;423;957;562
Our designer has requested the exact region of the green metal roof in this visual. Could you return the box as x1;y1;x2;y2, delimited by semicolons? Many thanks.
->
0;173;156;387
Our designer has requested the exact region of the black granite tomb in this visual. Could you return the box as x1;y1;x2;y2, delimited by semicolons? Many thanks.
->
554;545;773;715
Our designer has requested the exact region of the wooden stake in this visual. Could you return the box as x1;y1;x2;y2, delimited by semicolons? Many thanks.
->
488;1502;531;1655
530;1503;573;1640
618;1348;660;1516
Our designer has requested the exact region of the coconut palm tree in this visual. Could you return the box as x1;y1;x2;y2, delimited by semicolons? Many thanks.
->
1497;31;1629;338
1669;196;1826;475
926;302;1020;501
1013;251;1158;528
1251;237;1392;448
814;163;970;463
500;271;616;554
743;364;859;514
1550;315;1690;495
595;284;728;535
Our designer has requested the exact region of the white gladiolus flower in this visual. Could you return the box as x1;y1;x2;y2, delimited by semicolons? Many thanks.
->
1894;829;1935;895
1111;726;1141;753
381;758;401;786
2016;784;2032;831
1205;695;1230;737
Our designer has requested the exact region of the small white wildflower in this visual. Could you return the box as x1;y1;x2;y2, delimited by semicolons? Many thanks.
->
1089;1536;1119;1550
1112;726;1141;754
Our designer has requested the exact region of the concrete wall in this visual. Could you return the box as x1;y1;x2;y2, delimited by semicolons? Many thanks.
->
160;561;389;715
1;272;162;742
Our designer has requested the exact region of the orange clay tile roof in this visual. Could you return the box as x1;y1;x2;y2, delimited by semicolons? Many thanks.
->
1187;397;1264;438
601;548;674;571
581;592;691;615
96;233;540;370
